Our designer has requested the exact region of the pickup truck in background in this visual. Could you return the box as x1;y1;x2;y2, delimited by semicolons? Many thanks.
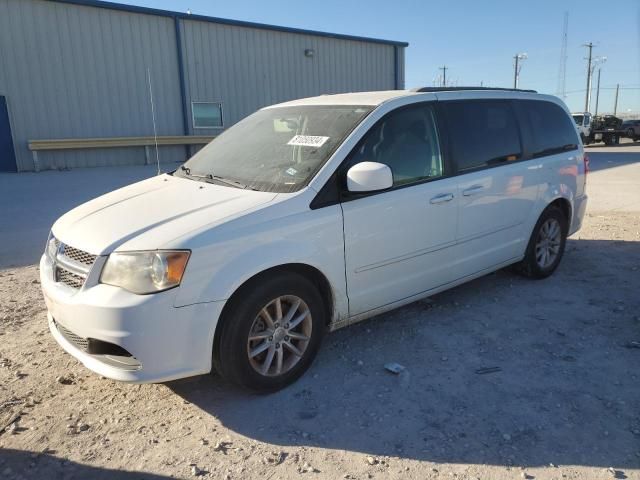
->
572;112;630;145
621;119;640;142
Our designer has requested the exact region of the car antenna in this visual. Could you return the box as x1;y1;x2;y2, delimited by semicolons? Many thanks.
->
147;67;161;176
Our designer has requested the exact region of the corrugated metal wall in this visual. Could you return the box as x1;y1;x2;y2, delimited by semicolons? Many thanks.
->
180;20;398;135
0;0;405;171
0;0;185;171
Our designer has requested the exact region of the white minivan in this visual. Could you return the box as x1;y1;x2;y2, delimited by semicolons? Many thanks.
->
41;88;588;391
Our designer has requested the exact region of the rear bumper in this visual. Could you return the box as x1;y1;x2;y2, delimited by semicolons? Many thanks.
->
40;254;224;383
569;194;588;236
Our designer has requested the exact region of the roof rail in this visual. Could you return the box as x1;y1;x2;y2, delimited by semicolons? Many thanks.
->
411;86;537;94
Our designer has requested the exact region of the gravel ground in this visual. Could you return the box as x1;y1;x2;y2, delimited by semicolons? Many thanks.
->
0;148;639;480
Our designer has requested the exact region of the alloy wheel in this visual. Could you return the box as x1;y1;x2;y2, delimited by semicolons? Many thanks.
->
535;218;562;269
246;295;312;377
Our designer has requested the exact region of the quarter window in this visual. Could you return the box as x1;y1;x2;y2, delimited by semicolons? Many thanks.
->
520;100;578;157
348;104;443;186
192;102;223;128
442;100;522;172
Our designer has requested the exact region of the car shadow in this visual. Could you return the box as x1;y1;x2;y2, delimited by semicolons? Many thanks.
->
169;236;640;469
0;448;174;479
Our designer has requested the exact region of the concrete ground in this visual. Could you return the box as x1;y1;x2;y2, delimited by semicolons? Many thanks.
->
0;163;179;269
584;139;640;212
0;144;639;480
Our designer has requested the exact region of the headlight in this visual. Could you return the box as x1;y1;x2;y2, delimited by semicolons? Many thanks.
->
100;251;190;294
46;233;59;260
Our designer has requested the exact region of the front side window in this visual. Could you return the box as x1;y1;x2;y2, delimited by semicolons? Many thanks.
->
442;100;522;172
177;105;372;193
347;104;443;186
573;114;584;126
192;102;223;128
521;100;579;157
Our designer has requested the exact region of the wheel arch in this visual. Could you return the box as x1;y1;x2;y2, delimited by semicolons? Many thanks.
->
212;263;336;360
548;197;572;227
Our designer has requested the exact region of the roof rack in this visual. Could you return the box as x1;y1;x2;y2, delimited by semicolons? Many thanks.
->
411;86;537;93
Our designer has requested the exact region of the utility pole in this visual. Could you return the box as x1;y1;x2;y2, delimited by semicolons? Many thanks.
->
557;12;569;99
614;83;620;115
583;42;594;112
439;65;448;87
594;68;601;115
513;53;527;89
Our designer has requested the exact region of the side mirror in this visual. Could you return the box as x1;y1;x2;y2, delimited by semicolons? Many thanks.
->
346;162;393;193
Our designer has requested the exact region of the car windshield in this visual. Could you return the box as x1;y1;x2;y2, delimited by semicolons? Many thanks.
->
175;105;373;193
572;115;584;126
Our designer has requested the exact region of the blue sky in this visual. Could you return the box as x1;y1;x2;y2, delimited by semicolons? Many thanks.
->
119;0;640;114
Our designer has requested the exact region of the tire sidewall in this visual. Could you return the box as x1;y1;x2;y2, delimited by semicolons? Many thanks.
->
523;207;568;278
216;272;326;392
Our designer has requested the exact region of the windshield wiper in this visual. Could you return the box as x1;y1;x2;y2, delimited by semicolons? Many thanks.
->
180;166;256;190
180;165;213;181
210;175;250;190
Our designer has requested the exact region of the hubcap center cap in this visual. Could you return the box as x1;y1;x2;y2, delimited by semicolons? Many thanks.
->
273;327;286;343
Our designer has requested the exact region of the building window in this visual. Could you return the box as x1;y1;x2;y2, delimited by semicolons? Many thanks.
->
192;102;223;129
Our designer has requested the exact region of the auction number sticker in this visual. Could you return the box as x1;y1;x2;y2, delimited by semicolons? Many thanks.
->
287;135;329;148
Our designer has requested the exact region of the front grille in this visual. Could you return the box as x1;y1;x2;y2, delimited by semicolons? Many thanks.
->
49;241;96;291
55;321;89;352
55;267;85;289
61;245;97;267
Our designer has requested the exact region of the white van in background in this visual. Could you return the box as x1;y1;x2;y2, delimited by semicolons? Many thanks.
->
41;87;587;391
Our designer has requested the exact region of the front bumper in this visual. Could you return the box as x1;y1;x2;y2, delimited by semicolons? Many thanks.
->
40;254;224;383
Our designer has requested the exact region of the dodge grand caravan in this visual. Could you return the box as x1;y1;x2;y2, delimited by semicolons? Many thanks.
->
41;88;588;391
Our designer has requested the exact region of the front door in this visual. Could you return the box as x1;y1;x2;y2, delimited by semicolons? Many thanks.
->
0;96;17;172
341;103;458;316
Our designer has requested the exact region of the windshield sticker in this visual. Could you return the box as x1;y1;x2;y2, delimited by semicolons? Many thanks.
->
286;167;297;176
287;135;329;148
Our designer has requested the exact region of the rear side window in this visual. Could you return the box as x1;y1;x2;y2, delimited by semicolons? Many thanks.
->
442;100;522;172
520;100;578;157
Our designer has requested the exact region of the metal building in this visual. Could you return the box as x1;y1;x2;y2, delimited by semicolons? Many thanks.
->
0;0;407;172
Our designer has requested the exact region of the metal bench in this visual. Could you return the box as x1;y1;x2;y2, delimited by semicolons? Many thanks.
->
27;136;215;171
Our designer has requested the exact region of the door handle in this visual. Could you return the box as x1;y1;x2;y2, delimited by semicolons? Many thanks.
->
462;185;484;196
429;193;454;204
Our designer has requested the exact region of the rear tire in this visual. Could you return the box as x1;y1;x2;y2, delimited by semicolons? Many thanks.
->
213;271;326;393
514;206;568;279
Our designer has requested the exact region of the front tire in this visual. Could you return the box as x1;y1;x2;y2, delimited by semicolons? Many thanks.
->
514;206;567;279
213;271;326;392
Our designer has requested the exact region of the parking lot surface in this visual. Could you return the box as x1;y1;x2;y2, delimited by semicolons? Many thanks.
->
0;145;639;479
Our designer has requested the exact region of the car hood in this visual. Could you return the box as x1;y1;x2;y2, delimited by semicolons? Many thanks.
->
52;174;279;255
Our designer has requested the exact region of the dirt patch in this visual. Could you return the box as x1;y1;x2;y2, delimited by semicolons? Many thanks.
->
1;211;639;480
